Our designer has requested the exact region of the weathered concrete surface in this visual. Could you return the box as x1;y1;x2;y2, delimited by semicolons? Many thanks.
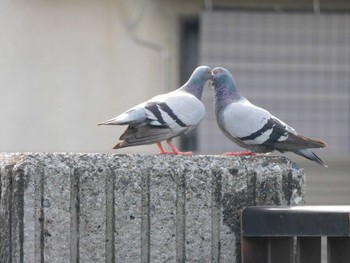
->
0;153;305;263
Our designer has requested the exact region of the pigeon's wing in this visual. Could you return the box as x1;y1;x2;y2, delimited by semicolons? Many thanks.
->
145;91;205;130
96;91;182;127
115;91;205;148
97;102;148;127
220;100;325;151
256;116;326;151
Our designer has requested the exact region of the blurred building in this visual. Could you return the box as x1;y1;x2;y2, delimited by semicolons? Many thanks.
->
0;0;349;205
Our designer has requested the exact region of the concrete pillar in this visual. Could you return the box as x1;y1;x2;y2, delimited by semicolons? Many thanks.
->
0;153;305;262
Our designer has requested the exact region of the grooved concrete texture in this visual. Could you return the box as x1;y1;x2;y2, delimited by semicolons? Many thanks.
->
0;153;305;262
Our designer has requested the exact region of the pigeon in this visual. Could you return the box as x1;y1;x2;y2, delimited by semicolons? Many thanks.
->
98;66;212;155
211;67;327;166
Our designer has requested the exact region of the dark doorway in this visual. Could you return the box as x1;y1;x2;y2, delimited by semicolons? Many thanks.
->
179;17;200;151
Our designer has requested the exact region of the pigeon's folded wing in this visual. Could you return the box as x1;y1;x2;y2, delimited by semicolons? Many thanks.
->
145;91;205;131
222;102;325;150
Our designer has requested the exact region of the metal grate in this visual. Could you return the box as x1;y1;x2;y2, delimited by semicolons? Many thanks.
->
199;11;350;155
241;206;350;263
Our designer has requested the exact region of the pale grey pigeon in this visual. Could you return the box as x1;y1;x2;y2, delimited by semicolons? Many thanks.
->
211;67;327;166
98;66;212;154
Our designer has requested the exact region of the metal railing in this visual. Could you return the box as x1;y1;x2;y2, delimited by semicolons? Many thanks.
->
241;206;350;263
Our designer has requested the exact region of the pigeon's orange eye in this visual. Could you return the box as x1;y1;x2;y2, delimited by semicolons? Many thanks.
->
216;69;221;74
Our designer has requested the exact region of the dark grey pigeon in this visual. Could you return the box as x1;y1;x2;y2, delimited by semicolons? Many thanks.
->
98;66;212;154
211;67;327;167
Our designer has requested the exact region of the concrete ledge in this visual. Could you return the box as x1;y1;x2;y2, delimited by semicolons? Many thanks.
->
0;153;305;262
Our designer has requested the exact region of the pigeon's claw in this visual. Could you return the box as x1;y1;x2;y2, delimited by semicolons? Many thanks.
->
166;140;193;155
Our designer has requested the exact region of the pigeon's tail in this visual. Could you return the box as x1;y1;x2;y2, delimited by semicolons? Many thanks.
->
293;149;327;167
298;135;327;148
282;134;327;150
113;125;173;149
113;141;128;149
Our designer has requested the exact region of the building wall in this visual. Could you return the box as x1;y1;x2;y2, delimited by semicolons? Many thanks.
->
0;0;349;156
0;0;201;153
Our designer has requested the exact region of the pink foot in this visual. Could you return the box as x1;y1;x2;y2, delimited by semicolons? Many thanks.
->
156;142;168;154
156;142;192;155
166;140;193;155
223;151;256;156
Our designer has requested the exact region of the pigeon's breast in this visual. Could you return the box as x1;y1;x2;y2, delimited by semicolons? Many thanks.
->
221;102;271;140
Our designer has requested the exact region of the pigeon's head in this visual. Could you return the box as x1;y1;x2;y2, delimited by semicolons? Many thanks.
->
211;67;236;87
211;67;239;90
183;66;212;99
191;66;212;83
211;67;241;101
